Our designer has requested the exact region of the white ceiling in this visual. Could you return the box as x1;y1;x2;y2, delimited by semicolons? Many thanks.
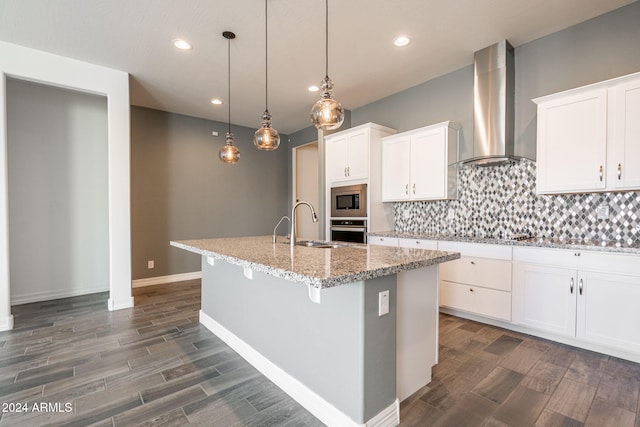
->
0;0;635;134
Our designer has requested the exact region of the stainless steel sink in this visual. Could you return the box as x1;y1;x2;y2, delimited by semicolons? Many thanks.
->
295;240;353;249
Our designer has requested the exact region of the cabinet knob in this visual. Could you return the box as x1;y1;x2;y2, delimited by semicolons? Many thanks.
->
470;261;476;265
618;163;622;180
599;165;603;182
469;288;475;293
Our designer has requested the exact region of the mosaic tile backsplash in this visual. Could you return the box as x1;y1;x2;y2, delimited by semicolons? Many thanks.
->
393;159;640;244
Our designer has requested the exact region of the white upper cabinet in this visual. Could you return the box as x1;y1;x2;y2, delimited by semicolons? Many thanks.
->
611;78;640;190
534;71;640;194
325;123;394;185
382;121;459;202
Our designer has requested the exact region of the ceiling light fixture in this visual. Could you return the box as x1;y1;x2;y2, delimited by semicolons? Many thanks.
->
173;39;193;50
393;36;411;47
308;85;320;92
310;0;344;131
254;0;280;151
211;98;222;105
219;31;240;164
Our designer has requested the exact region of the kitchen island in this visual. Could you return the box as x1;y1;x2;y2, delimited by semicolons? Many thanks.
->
171;236;459;427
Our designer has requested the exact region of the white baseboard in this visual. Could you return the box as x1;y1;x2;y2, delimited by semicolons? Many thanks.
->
131;271;201;288
199;310;399;427
0;315;14;332
108;296;134;311
10;285;109;306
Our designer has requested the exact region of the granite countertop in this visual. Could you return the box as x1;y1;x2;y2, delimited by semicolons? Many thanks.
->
171;235;460;288
368;231;640;255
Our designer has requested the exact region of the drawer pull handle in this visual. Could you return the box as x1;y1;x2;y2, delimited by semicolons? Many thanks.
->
469;288;474;293
618;163;622;180
413;183;416;194
574;252;581;257
415;241;420;244
579;279;583;296
470;261;476;265
405;184;409;195
570;277;574;294
599;165;603;182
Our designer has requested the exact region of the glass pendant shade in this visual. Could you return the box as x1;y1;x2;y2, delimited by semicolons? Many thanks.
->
254;110;280;150
310;76;344;131
219;131;240;164
310;0;344;131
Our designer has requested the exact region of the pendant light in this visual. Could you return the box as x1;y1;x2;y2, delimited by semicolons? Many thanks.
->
219;31;240;164
310;0;344;131
254;0;280;150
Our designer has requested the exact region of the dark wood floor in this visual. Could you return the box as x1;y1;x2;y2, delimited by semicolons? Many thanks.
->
1;280;639;426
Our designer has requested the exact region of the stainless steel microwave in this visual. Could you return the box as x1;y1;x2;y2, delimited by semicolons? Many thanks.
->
330;184;367;218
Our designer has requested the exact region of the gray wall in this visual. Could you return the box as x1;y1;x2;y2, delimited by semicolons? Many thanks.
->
131;107;289;279
201;257;396;423
351;1;640;162
7;78;109;304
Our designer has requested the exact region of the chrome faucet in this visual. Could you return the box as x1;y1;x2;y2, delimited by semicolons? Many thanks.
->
272;215;290;244
290;201;319;249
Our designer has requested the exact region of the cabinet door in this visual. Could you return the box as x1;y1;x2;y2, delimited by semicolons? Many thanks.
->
612;79;640;190
346;129;369;181
577;271;640;353
512;263;576;337
326;135;349;183
411;128;446;199
536;89;607;194
382;136;410;201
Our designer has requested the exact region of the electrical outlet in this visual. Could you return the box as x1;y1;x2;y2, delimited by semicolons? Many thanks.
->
147;260;154;269
378;290;389;316
596;205;610;220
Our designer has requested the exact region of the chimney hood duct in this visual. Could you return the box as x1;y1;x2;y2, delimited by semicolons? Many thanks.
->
462;40;521;166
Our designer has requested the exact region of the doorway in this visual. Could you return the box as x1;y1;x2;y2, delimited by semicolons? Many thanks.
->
293;142;320;241
7;78;109;305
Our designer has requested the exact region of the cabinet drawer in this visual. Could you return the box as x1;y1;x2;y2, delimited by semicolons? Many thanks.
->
440;281;511;321
438;241;512;260
439;256;512;291
514;247;640;276
368;236;398;247
398;238;438;250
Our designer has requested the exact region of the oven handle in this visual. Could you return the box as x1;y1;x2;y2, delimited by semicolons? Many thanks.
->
330;226;367;232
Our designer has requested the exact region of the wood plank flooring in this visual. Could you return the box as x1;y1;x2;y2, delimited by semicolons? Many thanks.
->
1;279;640;426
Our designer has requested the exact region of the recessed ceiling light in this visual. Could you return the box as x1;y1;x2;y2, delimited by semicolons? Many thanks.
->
393;36;410;47
308;85;319;92
211;98;223;105
173;39;193;50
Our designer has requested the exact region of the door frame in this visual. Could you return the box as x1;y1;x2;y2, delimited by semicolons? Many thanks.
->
292;141;321;240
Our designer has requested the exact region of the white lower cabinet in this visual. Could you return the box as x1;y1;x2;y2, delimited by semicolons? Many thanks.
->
367;236;399;247
438;242;512;321
398;238;438;250
513;247;640;354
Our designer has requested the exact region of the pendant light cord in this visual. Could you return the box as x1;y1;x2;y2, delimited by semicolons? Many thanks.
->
325;0;329;79
227;35;231;135
265;0;269;111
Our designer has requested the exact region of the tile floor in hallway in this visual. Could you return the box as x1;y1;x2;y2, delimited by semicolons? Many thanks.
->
0;279;639;426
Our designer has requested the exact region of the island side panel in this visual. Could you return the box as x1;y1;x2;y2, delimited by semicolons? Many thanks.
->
200;257;397;424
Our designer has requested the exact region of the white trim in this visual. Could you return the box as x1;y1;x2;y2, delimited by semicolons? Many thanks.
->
131;271;202;288
11;285;109;305
199;310;399;427
108;296;134;311
366;399;400;427
0;314;13;332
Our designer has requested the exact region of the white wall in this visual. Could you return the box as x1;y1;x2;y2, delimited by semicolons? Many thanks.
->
0;41;132;330
7;79;109;304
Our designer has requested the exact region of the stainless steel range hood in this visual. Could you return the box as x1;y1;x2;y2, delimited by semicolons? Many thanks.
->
462;40;521;166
